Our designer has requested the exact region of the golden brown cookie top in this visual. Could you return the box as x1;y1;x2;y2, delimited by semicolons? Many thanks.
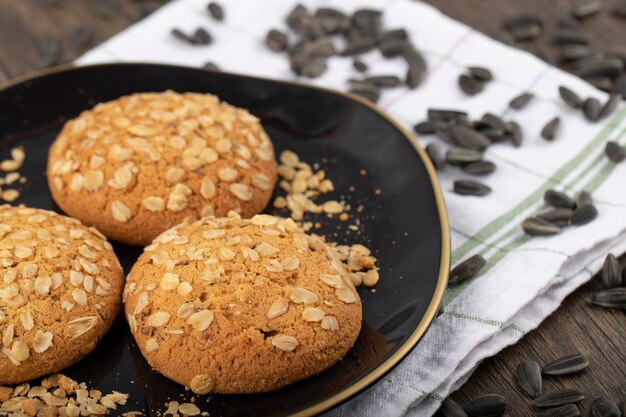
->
124;213;362;393
47;91;277;245
0;205;123;369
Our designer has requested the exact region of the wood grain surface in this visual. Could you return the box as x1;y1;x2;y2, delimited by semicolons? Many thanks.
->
0;0;624;415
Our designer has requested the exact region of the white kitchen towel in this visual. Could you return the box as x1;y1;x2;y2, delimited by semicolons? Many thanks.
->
76;0;626;416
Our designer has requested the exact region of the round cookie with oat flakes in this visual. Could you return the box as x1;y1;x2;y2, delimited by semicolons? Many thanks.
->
0;205;124;385
123;213;362;394
47;91;277;246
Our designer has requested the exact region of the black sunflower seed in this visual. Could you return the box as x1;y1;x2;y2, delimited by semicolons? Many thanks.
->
314;8;350;34
538;404;580;417
436;127;459;146
468;66;493;82
303;36;336;57
363;75;401;88
406;63;425;89
598;94;623;120
591;398;621;417
426;143;443;169
533;389;585;408
203;62;219;71
403;46;427;70
559;86;583;109
502;14;543;31
552;31;589;45
285;4;309;31
576;58;624;79
459;74;484;96
570;204;597;225
414;121;447;135
583;98;601;122
590;288;626;308
291;55;327;78
446;148;484;165
351;8;382;34
522;218;562;236
605;141;626;163
464;394;506;417
615;1;626;17
479;127;506;142
510;23;542;41
171;28;191;43
583;76;613;91
378;38;409;58
509;92;534;110
572;0;602;19
454;180;491;197
428;109;468;122
440;397;469;417
542;353;589;376
561;45;595;62
266;29;289;52
353;59;368;72
207;2;224;21
541;117;561;140
504;121;523;147
451;125;491;151
601;254;623;289
577;191;593;207
480;113;507;130
348;88;380;103
537;208;575;227
191;28;212;45
461;161;496;175
515;360;542;398
341;38;376;56
544;190;576;209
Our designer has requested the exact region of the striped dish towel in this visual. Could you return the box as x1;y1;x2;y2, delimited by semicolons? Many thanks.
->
77;0;626;416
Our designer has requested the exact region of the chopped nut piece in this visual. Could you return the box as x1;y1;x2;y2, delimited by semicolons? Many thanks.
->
290;288;318;304
267;298;289;319
272;334;298;352
146;311;171;327
302;307;325;322
321;316;340;330
57;374;79;394
190;374;215;395
188;309;214;331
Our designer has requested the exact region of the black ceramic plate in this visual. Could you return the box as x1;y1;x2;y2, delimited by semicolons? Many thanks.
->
0;63;449;416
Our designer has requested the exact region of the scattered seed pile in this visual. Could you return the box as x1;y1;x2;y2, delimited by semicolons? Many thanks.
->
163;400;208;416
263;4;428;102
438;351;625;416
494;3;626;99
0;147;26;203
0;374;130;416
272;149;379;288
522;189;598;236
438;253;626;416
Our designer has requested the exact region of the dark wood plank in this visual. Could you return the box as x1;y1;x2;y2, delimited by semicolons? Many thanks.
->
0;0;152;78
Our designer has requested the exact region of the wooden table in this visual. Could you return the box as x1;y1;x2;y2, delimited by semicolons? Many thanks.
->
0;0;624;415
